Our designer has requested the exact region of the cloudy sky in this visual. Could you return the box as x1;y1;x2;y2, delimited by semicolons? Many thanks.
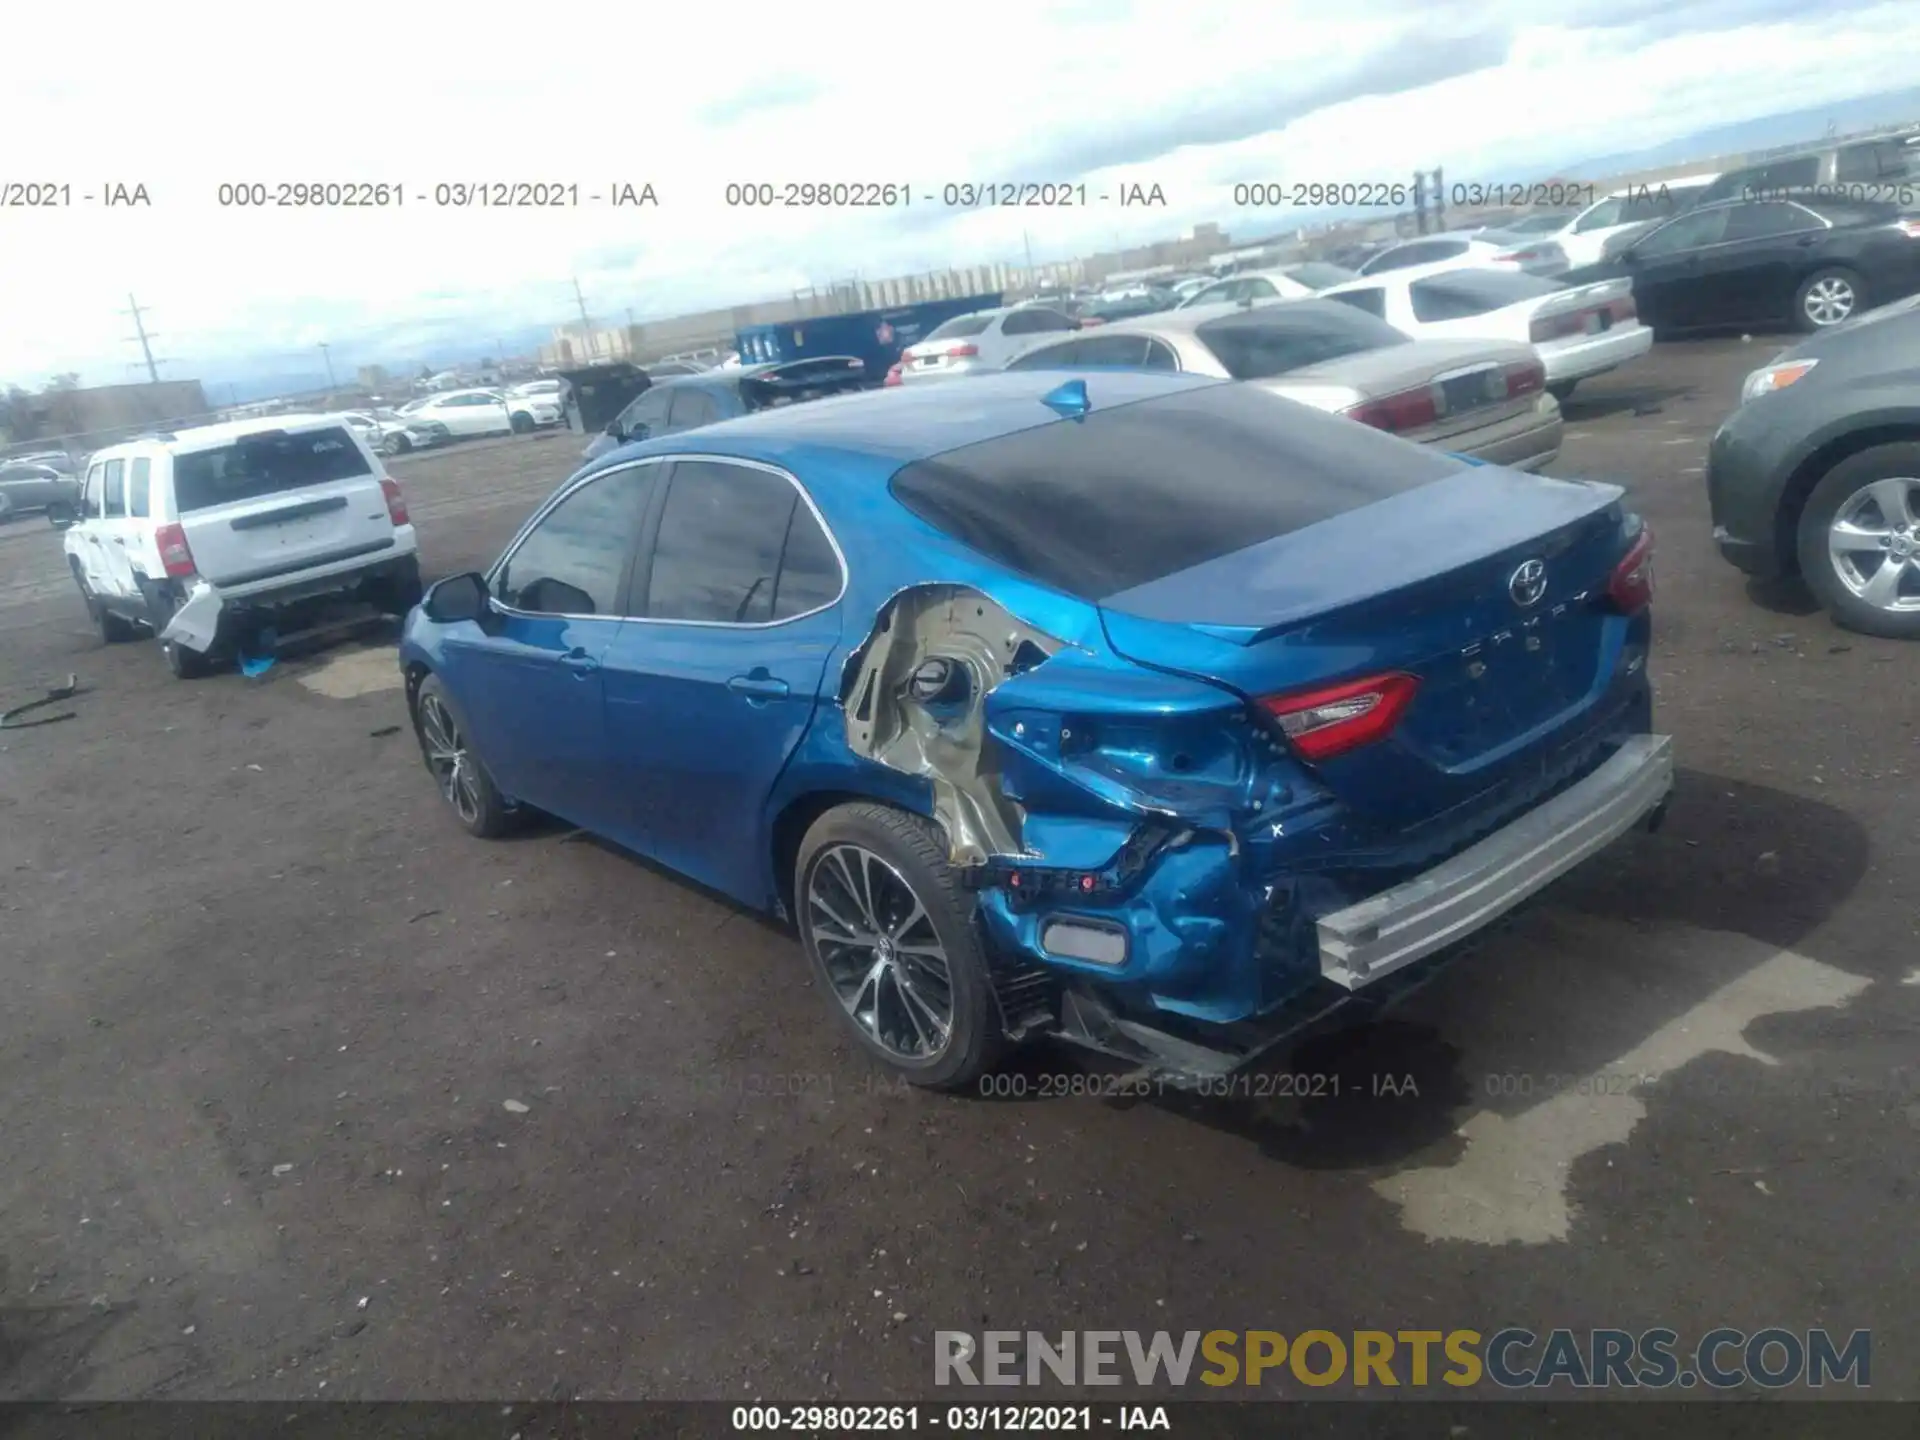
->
5;0;1916;388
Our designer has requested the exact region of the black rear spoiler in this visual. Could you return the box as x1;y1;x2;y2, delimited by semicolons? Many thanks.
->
741;356;870;408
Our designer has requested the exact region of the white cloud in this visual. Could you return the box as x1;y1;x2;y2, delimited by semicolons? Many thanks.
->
3;0;1917;384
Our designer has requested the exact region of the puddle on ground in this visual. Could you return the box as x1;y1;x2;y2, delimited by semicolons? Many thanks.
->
296;646;404;699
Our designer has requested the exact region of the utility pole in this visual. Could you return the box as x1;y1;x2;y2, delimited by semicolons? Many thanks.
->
318;343;337;390
1023;229;1035;275
572;277;592;333
123;293;160;383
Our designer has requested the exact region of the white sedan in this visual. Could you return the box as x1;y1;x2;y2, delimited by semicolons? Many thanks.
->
1176;263;1356;309
402;387;561;436
1317;261;1652;400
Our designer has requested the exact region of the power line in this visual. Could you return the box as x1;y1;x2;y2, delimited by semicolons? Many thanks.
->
122;293;160;383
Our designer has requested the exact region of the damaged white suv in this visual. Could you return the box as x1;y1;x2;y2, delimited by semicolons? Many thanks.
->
60;416;421;679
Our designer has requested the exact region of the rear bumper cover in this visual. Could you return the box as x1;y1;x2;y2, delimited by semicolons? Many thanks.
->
1316;733;1673;989
1453;394;1563;472
1542;323;1654;384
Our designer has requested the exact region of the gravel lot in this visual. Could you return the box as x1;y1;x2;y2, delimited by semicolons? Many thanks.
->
2;339;1916;1404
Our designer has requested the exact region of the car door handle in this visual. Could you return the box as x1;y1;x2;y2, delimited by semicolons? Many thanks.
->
727;672;789;699
560;647;600;677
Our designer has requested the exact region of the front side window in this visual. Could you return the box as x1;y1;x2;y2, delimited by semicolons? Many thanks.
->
495;466;654;616
618;389;673;437
666;388;721;430
1574;198;1624;232
645;462;840;624
1724;201;1825;242
1633;206;1731;256
103;459;126;516
82;464;105;518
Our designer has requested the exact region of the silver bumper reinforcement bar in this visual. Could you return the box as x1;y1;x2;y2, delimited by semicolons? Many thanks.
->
1317;733;1674;990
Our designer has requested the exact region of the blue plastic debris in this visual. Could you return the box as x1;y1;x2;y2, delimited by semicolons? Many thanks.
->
238;628;280;677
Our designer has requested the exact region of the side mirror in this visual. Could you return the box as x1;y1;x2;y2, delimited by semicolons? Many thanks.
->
422;571;490;625
46;502;77;530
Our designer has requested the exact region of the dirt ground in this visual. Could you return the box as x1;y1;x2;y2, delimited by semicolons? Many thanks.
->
1;341;1916;1404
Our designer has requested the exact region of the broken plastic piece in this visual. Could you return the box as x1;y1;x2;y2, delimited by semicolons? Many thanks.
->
0;674;81;730
159;583;223;653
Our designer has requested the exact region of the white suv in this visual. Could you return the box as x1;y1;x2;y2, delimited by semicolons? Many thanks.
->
60;415;421;679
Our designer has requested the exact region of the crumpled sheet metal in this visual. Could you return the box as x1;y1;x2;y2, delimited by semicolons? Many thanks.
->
840;585;1064;866
158;582;223;653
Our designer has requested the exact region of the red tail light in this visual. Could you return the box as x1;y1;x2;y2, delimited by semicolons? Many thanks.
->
1506;358;1546;398
1257;672;1420;762
1530;309;1591;343
154;522;196;578
381;477;410;526
884;363;903;387
945;343;979;358
1895;218;1920;239
1610;295;1638;323
1607;526;1655;613
1079;316;1106;328
1344;386;1439;433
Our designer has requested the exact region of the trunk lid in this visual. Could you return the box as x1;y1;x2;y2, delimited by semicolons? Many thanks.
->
172;423;397;587
1098;466;1632;824
1261;337;1541;445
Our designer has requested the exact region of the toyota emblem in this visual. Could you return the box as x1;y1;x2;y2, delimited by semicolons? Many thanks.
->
1508;559;1548;608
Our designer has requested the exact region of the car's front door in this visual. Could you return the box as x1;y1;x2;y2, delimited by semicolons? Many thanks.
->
94;459;145;600
71;463;121;596
1620;206;1733;327
1708;201;1831;323
440;461;657;827
599;458;846;903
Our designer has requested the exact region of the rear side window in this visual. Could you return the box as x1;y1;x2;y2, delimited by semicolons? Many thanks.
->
666;388;721;429
1193;301;1404;379
129;457;151;517
1007;340;1081;370
925;314;993;341
890;382;1463;601
1410;271;1564;322
1284;262;1358;289
171;427;370;513
645;462;841;624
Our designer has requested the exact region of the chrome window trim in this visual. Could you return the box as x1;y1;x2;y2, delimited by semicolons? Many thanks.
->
483;452;850;630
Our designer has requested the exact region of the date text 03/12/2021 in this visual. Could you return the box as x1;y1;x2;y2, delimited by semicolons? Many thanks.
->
731;1405;1170;1432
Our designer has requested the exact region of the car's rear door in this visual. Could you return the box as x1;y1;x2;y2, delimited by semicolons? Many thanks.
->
1701;202;1829;323
599;457;845;904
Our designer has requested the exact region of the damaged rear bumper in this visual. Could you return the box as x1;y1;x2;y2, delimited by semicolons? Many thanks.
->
1315;733;1673;989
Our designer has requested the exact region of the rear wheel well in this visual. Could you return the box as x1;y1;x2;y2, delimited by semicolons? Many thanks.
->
1774;424;1920;573
771;790;886;921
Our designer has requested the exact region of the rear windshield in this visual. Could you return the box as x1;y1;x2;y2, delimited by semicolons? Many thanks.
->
1193;300;1406;379
171;426;370;512
1283;262;1358;288
925;314;994;341
889;382;1462;600
1409;270;1564;322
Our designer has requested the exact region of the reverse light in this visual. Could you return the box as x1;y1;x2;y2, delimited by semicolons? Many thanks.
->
1258;672;1420;762
1740;357;1818;403
380;477;410;525
154;522;196;578
1607;525;1656;614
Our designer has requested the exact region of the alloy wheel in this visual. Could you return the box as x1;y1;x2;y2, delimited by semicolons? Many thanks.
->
807;843;955;1061
1803;276;1855;327
418;692;483;824
1828;475;1920;612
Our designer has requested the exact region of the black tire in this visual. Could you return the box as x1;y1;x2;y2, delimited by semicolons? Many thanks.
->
1547;380;1578;402
411;673;517;838
509;411;535;434
382;432;411;457
795;802;1008;1090
70;559;139;643
369;557;425;616
1794;266;1863;333
1795;441;1920;639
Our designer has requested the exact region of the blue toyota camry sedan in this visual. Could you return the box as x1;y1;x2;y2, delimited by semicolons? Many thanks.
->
398;371;1672;1090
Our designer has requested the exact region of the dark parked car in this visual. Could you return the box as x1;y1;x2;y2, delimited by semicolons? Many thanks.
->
399;371;1669;1090
1707;292;1920;637
1696;131;1920;207
580;357;869;462
1567;196;1920;334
